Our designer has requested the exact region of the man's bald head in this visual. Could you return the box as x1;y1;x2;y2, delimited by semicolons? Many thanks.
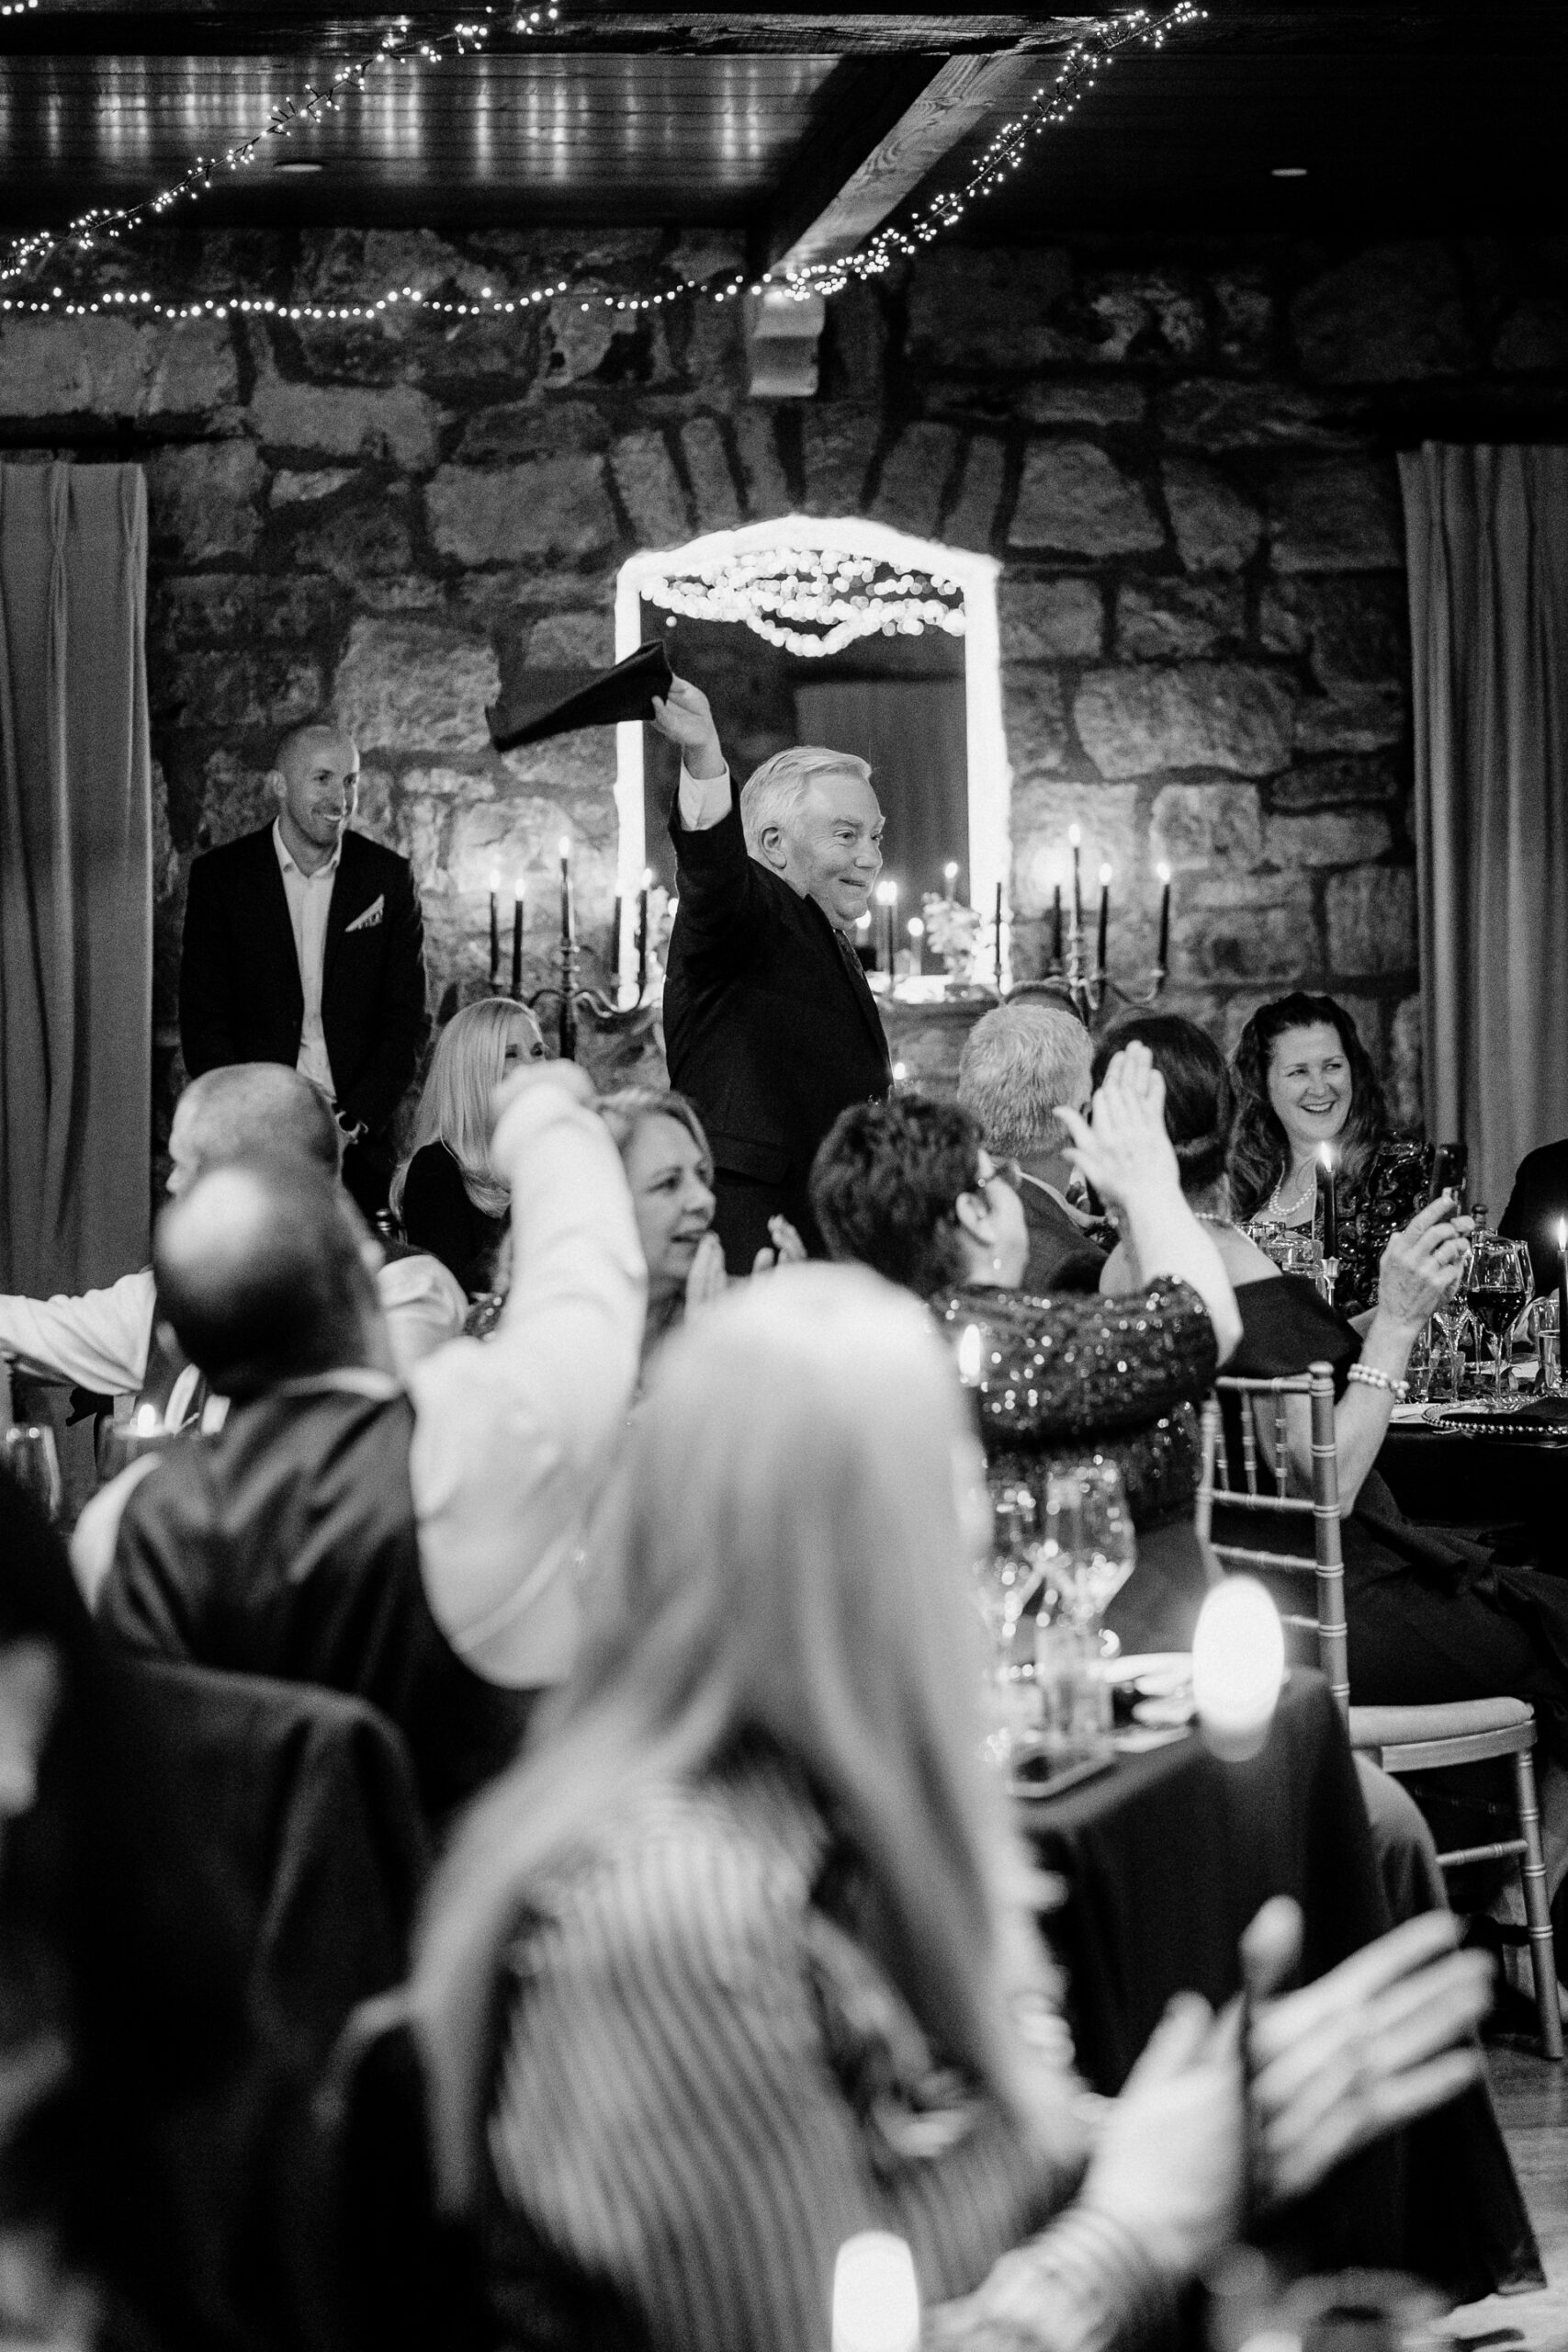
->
168;1064;341;1197
154;1157;382;1397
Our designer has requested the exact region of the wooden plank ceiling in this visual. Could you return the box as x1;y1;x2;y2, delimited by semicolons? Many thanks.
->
0;4;1562;245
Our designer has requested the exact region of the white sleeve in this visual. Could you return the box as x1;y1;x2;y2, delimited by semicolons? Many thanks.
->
0;1269;156;1394
407;1080;646;1688
676;760;733;831
376;1252;467;1378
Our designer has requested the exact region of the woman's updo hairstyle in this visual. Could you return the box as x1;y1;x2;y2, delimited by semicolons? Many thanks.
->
1090;1014;1233;1196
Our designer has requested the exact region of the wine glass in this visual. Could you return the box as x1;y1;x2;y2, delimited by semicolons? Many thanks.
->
970;1484;1046;1769
2;1424;63;1522
1460;1233;1533;1405
1040;1462;1137;1629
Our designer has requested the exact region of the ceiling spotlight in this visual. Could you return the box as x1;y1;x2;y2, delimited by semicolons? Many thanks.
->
1270;165;1308;178
273;160;325;175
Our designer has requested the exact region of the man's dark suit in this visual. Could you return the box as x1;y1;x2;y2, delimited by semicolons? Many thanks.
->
663;795;893;1269
178;824;427;1214
1018;1178;1108;1295
1500;1139;1568;1296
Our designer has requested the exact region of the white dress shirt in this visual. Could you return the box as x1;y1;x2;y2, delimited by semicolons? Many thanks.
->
676;760;732;832
272;817;340;1097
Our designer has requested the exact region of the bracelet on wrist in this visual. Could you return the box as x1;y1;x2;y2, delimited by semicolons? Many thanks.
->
1347;1363;1409;1401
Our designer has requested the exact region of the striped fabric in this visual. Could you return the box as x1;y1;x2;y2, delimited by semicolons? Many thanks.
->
487;1749;1173;2352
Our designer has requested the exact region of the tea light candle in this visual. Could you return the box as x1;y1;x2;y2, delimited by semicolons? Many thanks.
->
1192;1577;1285;1762
831;2233;919;2352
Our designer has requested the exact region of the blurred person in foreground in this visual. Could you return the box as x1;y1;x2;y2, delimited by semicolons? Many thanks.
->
811;1046;1239;1651
391;998;547;1297
409;1270;1490;2352
957;1000;1108;1295
97;1062;646;1820
598;1085;805;1379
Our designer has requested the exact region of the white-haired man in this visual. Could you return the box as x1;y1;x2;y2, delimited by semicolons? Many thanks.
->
957;999;1109;1294
652;676;892;1267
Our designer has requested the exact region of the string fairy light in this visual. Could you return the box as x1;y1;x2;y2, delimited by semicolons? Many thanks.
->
0;2;1202;322
645;545;966;659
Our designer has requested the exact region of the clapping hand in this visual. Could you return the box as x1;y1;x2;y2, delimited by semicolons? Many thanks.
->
1054;1042;1182;1216
751;1216;807;1275
1377;1196;1474;1332
650;675;726;781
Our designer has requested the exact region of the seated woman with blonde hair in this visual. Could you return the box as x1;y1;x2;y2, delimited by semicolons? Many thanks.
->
409;1270;1490;2352
391;998;546;1295
598;1085;802;1373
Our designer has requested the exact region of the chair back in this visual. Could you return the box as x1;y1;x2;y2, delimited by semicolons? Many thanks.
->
1196;1360;1348;1718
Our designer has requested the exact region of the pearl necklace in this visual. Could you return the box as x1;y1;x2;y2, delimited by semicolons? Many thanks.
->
1266;1159;1318;1222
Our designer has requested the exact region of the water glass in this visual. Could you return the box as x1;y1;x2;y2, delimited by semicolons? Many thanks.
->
1530;1297;1561;1394
1040;1462;1137;1628
1032;1620;1113;1765
2;1424;62;1522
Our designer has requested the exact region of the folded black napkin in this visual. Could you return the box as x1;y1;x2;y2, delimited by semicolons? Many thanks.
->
486;639;674;752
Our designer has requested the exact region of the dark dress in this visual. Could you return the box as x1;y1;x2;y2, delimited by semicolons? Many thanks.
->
929;1278;1219;1651
400;1141;507;1296
1249;1140;1429;1316
1224;1275;1568;1765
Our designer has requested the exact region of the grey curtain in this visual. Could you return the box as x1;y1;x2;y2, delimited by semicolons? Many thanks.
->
0;464;152;1294
1400;444;1568;1213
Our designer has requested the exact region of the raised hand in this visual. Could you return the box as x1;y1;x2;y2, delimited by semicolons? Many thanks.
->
684;1230;729;1315
650;675;726;781
1054;1042;1182;1216
1078;1991;1245;2276
751;1216;808;1275
1376;1197;1474;1333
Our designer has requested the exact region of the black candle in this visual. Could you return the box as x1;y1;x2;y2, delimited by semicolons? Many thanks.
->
512;878;524;998
558;836;574;945
637;869;650;996
1052;881;1063;967
1156;863;1171;971
488;870;500;989
1096;864;1111;977
1317;1146;1338;1261
994;881;1004;988
1069;825;1083;934
610;891;622;998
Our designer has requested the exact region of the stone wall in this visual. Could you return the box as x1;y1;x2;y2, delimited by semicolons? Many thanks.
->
8;223;1568;1169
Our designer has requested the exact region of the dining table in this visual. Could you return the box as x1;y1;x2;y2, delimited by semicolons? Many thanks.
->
1379;1401;1568;1577
1018;1668;1541;2305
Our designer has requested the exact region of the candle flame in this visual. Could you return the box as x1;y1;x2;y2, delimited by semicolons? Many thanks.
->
133;1402;161;1436
1157;862;1172;885
943;860;959;882
1068;821;1081;847
640;866;653;890
1098;862;1112;886
513;876;525;900
855;910;871;931
874;879;897;906
558;835;571;863
1192;1577;1285;1762
831;2232;919;2352
1318;1142;1336;1173
955;1324;983;1385
1559;1217;1566;1250
488;867;501;894
908;917;924;938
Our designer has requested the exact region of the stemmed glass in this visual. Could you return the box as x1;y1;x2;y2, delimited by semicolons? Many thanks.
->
1040;1462;1137;1630
2;1424;63;1522
971;1484;1046;1765
1460;1233;1533;1406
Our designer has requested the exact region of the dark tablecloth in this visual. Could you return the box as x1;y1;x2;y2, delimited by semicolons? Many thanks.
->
1021;1670;1540;2303
1380;1424;1568;1574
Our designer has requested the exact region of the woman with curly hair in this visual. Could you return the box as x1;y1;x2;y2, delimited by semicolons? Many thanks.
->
1228;992;1420;1315
391;999;547;1295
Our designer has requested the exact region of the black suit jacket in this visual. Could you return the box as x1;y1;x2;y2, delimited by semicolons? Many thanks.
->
179;823;427;1137
1019;1179;1109;1295
663;795;892;1224
1500;1139;1568;1297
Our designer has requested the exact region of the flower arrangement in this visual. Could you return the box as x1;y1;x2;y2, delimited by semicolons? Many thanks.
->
920;892;987;985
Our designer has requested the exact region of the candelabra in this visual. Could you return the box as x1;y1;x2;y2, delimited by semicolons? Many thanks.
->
1048;911;1168;1025
527;936;654;1061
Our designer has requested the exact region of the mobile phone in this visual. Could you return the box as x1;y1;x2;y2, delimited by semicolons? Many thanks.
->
1427;1141;1469;1212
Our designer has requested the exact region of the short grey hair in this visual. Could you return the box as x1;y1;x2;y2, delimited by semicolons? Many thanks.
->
739;745;873;854
957;1001;1093;1160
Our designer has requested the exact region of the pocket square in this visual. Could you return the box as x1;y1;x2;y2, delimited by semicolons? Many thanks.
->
344;895;384;933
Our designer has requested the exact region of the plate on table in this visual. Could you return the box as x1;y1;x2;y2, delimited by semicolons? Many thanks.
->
1103;1651;1191;1699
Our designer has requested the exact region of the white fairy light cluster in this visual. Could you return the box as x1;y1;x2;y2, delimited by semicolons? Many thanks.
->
0;2;1201;323
647;547;967;659
779;3;1207;300
0;6;562;288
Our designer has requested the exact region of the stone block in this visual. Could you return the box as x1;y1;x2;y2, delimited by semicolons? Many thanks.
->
250;373;440;470
0;317;147;416
1016;380;1147;427
1173;871;1320;985
1291;242;1472;384
1156;379;1352;449
998;577;1102;663
680;416;743;532
942;436;1007;552
147;441;266;562
194;748;278;847
457;402;609;462
824;284;887;401
401;764;496;804
1269;457;1403;573
1002;671;1068;775
161;650;322;732
800;404;880;516
270;468;356;506
425;458;615;563
332;617;501;754
1009;780;1142;917
147;321;242;418
906;246;1074;372
733;406;791;520
523;610;615;667
290;496;417;584
1259;575;1406;687
1389;994;1423;1130
873;422;959;538
1075;664;1294;780
1263;809;1392;868
545;293;619;385
1212;267;1275;371
1162;457;1263;572
1149;781;1264;871
1116;579;1246;661
1293;685;1405;756
1492;297;1568;373
1010;441;1163;557
1078;269;1208;366
609;429;690;548
1270;752;1404;809
1325;866;1416;975
149;573;339;651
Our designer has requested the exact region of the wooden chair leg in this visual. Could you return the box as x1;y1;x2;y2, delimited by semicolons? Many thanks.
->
1512;1747;1564;2061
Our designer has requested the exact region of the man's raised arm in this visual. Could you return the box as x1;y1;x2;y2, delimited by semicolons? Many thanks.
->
652;676;762;965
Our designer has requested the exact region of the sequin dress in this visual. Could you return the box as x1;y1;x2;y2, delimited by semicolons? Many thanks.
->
930;1280;1219;1650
